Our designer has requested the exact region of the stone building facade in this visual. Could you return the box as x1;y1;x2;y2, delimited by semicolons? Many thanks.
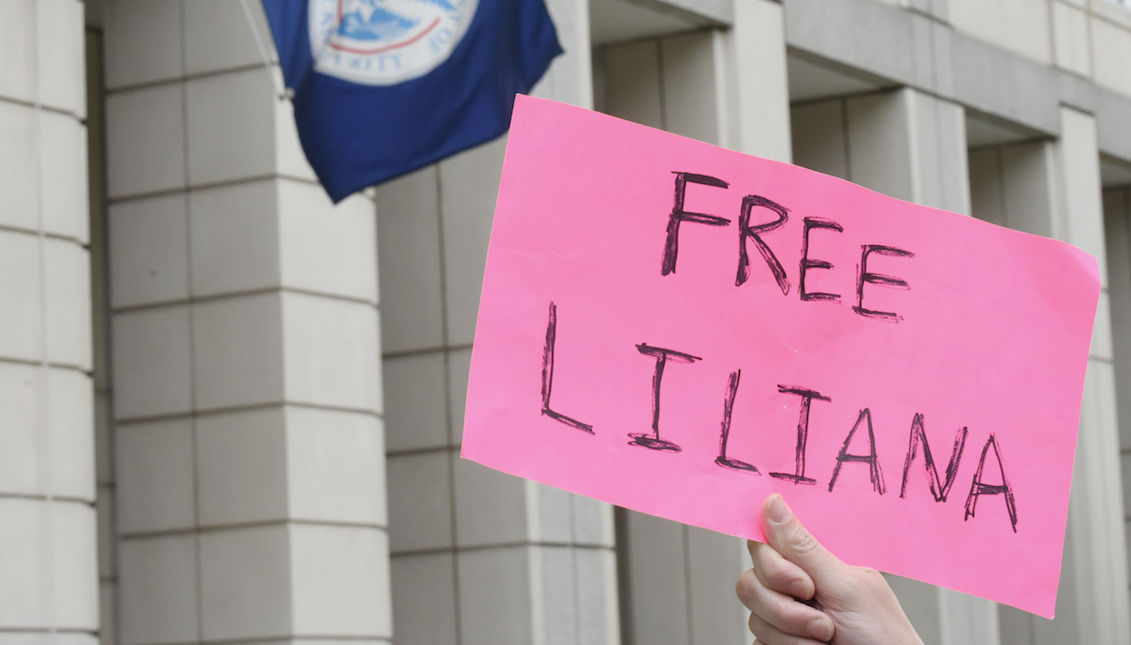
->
2;0;1130;644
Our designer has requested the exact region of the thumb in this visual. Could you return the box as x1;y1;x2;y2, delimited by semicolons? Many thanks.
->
762;493;850;595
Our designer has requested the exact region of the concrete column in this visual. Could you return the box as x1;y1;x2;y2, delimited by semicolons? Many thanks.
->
792;87;1000;645
1047;107;1131;645
598;3;790;643
723;0;792;161
103;2;389;644
379;2;619;644
965;112;1131;644
0;0;99;644
967;140;1059;644
1104;185;1131;607
85;14;118;645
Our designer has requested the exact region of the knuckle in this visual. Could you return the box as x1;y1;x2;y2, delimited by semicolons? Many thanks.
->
736;569;761;607
786;575;813;600
846;566;891;596
747;612;769;639
856;567;885;585
753;543;778;573
761;559;800;595
785;525;819;556
770;592;808;627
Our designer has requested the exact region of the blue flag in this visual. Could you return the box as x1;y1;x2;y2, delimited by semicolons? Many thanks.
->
262;0;563;202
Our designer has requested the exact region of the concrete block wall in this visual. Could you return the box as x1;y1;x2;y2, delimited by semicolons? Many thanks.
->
102;1;389;644
0;1;98;644
948;0;1131;96
7;1;1125;645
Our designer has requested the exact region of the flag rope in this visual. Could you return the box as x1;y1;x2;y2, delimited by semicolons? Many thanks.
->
29;0;58;640
239;0;292;101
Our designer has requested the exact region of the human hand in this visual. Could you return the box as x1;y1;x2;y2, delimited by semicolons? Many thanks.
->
735;493;924;644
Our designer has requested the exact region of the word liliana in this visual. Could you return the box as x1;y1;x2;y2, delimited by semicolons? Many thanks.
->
663;171;915;321
540;301;1019;533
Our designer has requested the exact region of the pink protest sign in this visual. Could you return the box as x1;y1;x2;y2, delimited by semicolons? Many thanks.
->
461;95;1099;617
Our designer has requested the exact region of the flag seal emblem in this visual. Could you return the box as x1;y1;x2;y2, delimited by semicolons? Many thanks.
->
308;0;479;86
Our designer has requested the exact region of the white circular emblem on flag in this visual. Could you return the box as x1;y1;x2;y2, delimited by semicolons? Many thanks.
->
309;0;479;86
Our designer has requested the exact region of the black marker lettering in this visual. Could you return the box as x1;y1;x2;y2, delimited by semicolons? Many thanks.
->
539;302;594;434
661;172;730;276
715;370;759;473
629;343;702;452
899;414;967;502
736;195;790;294
828;408;886;494
799;217;844;302
964;434;1018;533
770;385;830;485
853;244;915;322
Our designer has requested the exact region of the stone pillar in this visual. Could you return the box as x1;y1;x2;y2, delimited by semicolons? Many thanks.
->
724;0;791;161
598;3;791;643
963;112;1131;644
86;13;118;645
967;140;1059;644
1046;107;1130;645
792;87;1000;645
0;0;98;643
379;2;619;644
104;2;389;644
1104;184;1131;614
